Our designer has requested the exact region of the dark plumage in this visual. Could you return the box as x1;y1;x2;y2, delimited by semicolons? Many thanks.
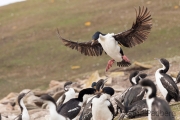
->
79;79;107;120
115;98;148;120
117;71;147;114
58;88;96;119
155;58;180;102
57;6;152;71
139;79;175;120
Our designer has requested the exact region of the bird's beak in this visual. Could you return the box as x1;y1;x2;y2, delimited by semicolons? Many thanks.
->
91;40;95;45
154;58;159;60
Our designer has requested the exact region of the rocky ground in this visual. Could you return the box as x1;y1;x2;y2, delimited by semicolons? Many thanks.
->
1;56;180;120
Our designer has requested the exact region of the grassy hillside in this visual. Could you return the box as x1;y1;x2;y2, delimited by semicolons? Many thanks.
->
0;0;180;98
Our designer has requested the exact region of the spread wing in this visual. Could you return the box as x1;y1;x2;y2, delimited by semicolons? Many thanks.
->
113;6;152;47
57;29;103;56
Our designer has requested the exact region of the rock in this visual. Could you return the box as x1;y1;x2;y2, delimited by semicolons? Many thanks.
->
85;71;100;88
52;90;65;101
49;80;61;88
0;92;18;103
132;61;153;69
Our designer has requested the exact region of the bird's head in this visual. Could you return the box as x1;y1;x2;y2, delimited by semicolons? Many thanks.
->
139;79;156;99
64;81;73;91
91;31;106;45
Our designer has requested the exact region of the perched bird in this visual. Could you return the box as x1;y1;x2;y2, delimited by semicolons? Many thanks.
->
15;91;31;120
115;98;148;120
91;87;115;120
57;6;152;71
57;88;96;120
155;58;180;102
139;79;175;120
79;79;107;120
117;71;147;114
120;71;147;103
56;81;75;107
34;94;69;120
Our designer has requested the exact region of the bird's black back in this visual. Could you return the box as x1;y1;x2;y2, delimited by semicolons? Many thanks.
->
123;85;145;111
58;98;81;119
151;98;175;120
160;73;179;102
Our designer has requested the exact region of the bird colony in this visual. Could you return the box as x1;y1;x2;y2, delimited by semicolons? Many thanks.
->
1;6;180;120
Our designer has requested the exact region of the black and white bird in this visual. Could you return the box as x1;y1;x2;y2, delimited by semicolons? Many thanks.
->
120;71;147;102
139;79;175;120
57;7;152;71
119;71;147;111
79;79;107;120
115;98;148;120
56;81;75;107
57;88;96;120
34;94;69;120
155;58;179;102
91;87;115;120
15;91;31;120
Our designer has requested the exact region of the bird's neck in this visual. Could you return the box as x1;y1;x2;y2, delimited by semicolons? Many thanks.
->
99;94;110;101
20;99;30;120
158;63;169;73
146;87;156;100
68;88;75;95
47;101;66;119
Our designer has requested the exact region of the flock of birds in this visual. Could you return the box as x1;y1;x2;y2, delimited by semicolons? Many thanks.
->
0;6;180;120
1;58;180;120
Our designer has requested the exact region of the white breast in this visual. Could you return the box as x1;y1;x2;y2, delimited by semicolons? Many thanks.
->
98;33;122;62
155;69;168;98
92;94;113;120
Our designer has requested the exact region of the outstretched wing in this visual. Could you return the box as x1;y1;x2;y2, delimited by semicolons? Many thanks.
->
113;6;152;47
57;29;103;56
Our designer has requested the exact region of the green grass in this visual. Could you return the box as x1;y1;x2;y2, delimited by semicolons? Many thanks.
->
0;0;180;98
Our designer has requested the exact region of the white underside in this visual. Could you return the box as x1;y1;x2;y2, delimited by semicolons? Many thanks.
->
98;33;122;62
20;98;30;120
92;94;113;120
146;87;154;120
155;69;168;98
57;88;76;105
47;101;67;120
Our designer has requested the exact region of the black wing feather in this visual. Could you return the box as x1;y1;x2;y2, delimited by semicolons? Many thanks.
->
107;100;115;120
151;98;174;120
57;29;103;56
160;73;179;101
113;6;152;47
58;98;81;119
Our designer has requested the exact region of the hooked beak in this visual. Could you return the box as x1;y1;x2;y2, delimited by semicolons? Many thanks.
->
91;40;95;45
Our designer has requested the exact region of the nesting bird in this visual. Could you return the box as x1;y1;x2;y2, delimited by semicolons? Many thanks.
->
57;6;152;71
155;58;180;102
115;98;148;120
15;91;31;120
139;79;175;120
57;88;96;120
118;71;147;112
34;94;69;120
91;87;115;120
79;79;107;120
56;81;75;107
